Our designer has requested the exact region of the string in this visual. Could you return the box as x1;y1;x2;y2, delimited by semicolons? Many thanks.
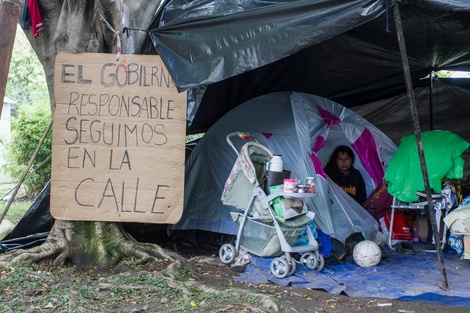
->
99;13;121;60
99;1;149;59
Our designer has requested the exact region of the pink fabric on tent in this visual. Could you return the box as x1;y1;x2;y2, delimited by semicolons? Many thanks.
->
312;151;326;179
312;106;385;185
313;105;341;178
351;128;384;186
312;136;327;178
317;105;341;127
261;132;273;139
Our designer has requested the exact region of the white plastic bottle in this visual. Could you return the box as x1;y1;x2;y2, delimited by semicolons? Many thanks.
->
269;155;283;172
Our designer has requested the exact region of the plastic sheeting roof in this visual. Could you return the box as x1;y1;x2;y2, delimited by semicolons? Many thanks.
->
353;77;470;144
147;0;470;137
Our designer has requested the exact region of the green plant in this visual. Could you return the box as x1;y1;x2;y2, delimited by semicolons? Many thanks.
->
3;102;52;198
6;29;49;116
1;200;31;224
186;133;204;142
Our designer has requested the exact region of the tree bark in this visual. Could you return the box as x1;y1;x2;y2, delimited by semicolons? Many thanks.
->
1;0;173;267
0;1;21;117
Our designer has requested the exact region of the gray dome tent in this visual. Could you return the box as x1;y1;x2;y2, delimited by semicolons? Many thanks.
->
173;92;397;245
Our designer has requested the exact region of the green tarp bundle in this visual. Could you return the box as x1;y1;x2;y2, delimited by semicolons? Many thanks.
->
385;131;470;202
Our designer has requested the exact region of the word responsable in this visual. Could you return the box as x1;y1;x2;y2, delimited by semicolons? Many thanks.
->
59;62;176;148
60;63;175;118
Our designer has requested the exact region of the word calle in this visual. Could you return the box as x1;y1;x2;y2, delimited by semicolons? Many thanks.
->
74;177;169;214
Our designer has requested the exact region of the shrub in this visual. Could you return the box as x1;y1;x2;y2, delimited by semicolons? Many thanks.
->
3;102;52;198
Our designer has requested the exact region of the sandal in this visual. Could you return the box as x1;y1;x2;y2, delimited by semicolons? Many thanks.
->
395;242;415;255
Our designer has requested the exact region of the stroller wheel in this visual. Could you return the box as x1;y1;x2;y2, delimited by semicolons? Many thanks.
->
270;257;290;279
300;252;318;270
288;259;297;275
219;243;237;264
315;251;325;271
280;255;297;276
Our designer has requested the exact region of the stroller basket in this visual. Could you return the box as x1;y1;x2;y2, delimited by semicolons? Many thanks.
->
231;213;305;257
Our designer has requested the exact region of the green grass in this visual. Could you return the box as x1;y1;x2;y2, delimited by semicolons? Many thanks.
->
0;261;266;313
1;199;31;224
0;182;31;224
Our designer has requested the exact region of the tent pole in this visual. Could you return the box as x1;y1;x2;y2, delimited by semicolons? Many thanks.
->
429;72;434;131
393;3;448;291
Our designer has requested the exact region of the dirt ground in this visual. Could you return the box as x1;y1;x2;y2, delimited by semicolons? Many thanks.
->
2;237;470;312
177;245;469;313
2;204;469;312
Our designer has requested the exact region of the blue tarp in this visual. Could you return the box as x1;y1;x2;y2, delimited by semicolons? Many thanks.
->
236;245;470;307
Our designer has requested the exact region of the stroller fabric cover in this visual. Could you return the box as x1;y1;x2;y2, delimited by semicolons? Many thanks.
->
221;142;273;220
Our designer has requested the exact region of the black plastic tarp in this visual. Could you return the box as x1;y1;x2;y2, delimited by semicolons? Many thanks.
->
0;182;53;251
147;0;470;136
349;77;470;144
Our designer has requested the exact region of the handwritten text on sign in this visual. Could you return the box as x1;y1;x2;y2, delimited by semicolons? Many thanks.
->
51;52;187;224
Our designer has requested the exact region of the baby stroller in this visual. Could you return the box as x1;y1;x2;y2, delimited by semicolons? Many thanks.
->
219;132;324;278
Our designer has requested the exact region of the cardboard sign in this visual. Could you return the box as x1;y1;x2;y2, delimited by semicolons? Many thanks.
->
51;52;187;224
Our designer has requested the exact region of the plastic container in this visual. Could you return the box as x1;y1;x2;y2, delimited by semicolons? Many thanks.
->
306;176;316;193
268;155;283;172
283;179;296;193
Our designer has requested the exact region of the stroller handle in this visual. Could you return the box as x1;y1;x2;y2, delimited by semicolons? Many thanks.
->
226;132;259;155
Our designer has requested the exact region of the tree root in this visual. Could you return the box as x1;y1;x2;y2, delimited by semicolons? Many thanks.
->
0;220;182;268
0;220;280;312
0;223;68;267
185;256;279;312
190;280;279;312
167;256;279;312
95;273;279;313
68;290;80;313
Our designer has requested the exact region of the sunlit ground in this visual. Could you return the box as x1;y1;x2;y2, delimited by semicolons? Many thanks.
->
439;71;470;78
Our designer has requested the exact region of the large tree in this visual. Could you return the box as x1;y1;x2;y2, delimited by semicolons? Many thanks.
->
0;3;282;311
0;0;179;268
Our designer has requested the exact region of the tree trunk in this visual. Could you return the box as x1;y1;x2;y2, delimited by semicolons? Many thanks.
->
1;0;173;267
0;1;21;117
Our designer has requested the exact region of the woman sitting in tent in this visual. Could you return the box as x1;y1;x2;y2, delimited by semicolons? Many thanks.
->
324;145;366;205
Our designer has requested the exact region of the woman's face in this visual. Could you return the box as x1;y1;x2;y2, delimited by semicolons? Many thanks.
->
336;151;352;174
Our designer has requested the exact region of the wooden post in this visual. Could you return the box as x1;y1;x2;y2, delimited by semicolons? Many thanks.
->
0;1;21;117
393;3;448;291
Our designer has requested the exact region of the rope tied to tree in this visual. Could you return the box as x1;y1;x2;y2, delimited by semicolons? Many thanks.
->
99;13;121;61
99;2;148;58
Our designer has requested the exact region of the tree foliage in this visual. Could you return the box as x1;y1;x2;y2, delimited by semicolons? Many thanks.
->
5;29;49;116
3;101;51;197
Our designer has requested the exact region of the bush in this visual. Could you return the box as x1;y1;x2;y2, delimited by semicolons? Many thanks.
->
3;102;52;198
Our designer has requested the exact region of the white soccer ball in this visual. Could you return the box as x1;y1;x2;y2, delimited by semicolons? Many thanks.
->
353;240;382;268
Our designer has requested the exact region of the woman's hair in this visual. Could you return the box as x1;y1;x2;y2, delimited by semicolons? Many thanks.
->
324;145;355;171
